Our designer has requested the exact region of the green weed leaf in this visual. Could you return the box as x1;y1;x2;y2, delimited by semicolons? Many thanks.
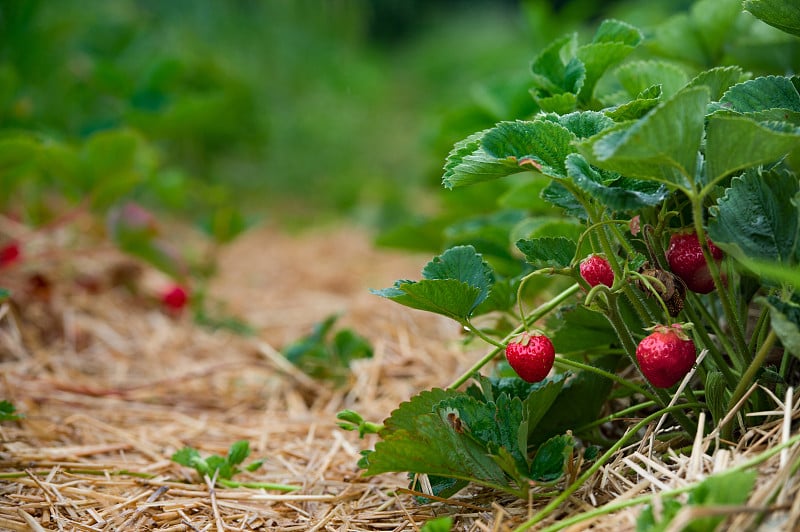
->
372;246;494;322
565;153;669;211
577;86;710;189
744;0;800;37
686;470;758;531
226;440;251;466
421;516;453;532
708;167;800;264
0;400;22;422
516;237;577;269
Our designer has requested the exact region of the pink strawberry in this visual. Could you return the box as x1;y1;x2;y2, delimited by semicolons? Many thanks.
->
505;333;555;383
666;231;724;294
636;324;696;388
579;255;614;288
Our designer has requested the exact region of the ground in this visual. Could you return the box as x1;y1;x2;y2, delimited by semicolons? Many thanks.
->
0;223;797;531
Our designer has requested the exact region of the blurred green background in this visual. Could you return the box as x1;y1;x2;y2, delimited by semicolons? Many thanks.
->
1;0;795;234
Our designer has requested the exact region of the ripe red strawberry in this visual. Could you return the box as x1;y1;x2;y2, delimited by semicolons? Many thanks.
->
161;284;189;312
635;324;696;388
0;241;21;268
505;333;555;383
579;255;614;288
666;231;723;294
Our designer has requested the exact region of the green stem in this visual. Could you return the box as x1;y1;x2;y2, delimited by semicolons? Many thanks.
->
217;479;301;491
687;291;744;371
554;357;658;403
691;199;749;359
681;301;738;385
512;403;703;532
721;330;778;440
465;319;506;350
447;284;581;390
574;401;658;432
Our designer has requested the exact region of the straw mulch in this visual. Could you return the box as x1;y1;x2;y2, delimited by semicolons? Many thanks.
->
1;223;798;531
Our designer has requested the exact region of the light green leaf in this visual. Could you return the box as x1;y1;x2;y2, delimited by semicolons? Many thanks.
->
516;237;577;269
577;41;639;105
687;66;746;100
530;33;581;96
421;516;454;532
614;60;689;99
227;440;251;466
592;18;643;46
481;120;578;178
565;153;668;211
441;130;522;189
687;470;757;531
764;294;800;358
705;114;800;184
604;85;662;121
577;86;710;189
554;111;615;138
744;0;800;37
708;168;800;264
536;92;578;114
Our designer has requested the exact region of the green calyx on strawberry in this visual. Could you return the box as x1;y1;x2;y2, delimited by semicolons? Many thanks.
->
505;332;555;383
666;231;724;294
579;254;614;288
635;323;696;389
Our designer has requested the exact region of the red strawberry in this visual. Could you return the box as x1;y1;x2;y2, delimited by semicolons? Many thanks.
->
580;255;614;288
161;284;189;312
505;333;555;383
635;324;696;388
666;231;724;294
0;241;21;268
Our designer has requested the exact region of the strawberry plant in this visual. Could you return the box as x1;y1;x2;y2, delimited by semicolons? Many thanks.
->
343;0;800;521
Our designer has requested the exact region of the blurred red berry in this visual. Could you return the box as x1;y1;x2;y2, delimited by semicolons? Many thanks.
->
666;231;724;294
162;284;189;312
0;242;21;268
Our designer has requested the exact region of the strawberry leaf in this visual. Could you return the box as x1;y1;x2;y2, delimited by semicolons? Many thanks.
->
565;153;668;211
441;130;522;189
686;66;746;100
763;294;800;359
547;305;619;354
604;85;662;121
614;60;690;99
530;434;575;483
516;237;577;269
226;440;251;466
577;86;710;190
708;167;800;264
372;246;494;323
481;120;577;178
744;0;800;37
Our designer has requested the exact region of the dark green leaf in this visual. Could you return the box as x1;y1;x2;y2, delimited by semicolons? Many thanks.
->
705;114;800;184
554;111;615;138
566;154;668;211
422;246;494;298
227;440;251;466
530;33;581;96
541;180;588;219
372;279;484;322
172;447;203;468
410;475;469;501
547;305;619;354
686;66;746;100
516;237;577;269
719;76;800;113
604;85;661;121
530;434;575;482
744;0;800;37
577;86;709;189
708;168;800;264
0;400;22;422
577;40;640;105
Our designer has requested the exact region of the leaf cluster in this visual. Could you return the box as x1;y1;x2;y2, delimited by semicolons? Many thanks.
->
171;440;263;484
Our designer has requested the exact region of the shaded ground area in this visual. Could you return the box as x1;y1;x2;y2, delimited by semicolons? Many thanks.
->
1;224;798;530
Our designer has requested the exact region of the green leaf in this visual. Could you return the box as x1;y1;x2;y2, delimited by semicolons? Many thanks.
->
226;440;251;466
744;0;800;37
516;237;577;269
421;516;453;532
577;39;641;105
577;86;710;189
686;66;746;100
481;120;577;178
172;447;203;468
553;111;615;138
0;400;22;422
604;85;662;121
764;294;800;359
540;181;588;219
442;130;521;189
592;18;643;46
530;434;575;483
372;246;494;322
614;61;690;99
708;168;800;264
0;288;9;301
736;257;800;285
719;76;800;114
704;371;728;427
547;305;619;354
410;475;469;501
198;206;252;245
361;389;512;491
565;153;668;212
705;115;800;184
536;92;578;114
530;33;582;96
686;470;757;531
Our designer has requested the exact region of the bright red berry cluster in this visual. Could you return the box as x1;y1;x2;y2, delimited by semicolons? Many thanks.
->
666;231;724;294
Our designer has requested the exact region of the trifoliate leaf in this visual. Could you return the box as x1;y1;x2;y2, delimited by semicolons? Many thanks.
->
708;167;800;264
